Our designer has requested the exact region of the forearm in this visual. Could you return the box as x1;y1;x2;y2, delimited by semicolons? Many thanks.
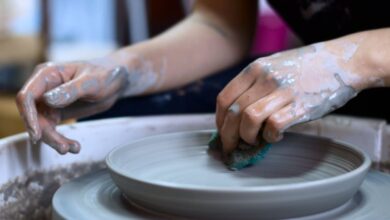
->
353;28;390;88
111;16;245;96
322;28;390;90
107;0;257;97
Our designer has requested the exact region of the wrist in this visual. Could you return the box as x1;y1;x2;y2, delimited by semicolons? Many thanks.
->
348;33;389;89
103;49;141;70
106;48;164;97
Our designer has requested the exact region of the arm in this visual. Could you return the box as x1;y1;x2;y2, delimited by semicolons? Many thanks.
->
110;0;258;96
216;28;390;153
346;28;390;88
16;0;258;154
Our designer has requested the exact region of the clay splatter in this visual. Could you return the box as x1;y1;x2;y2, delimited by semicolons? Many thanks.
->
0;161;105;220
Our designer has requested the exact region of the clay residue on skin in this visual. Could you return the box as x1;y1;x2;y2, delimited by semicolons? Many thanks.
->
0;161;106;220
105;66;129;87
368;76;385;87
122;57;166;97
125;68;158;96
256;41;361;133
341;42;358;61
282;60;296;67
88;52;166;98
228;103;240;114
56;65;65;74
44;86;77;107
294;73;357;125
81;78;100;94
243;64;253;74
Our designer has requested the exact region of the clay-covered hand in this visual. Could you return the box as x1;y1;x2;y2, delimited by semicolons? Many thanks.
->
216;42;366;153
16;59;130;154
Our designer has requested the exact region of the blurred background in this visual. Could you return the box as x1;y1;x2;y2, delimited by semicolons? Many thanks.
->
0;0;301;138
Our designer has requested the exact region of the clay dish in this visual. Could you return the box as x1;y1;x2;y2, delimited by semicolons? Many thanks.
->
106;131;371;219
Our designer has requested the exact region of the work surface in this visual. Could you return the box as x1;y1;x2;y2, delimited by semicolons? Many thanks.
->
0;114;389;219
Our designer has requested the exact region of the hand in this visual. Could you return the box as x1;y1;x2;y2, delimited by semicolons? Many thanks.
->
216;42;362;153
16;59;129;154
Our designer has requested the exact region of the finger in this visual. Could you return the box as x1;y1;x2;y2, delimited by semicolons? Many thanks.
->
16;65;69;141
43;67;127;108
219;105;241;154
219;79;275;153
43;76;96;108
216;62;265;130
43;74;101;108
239;89;293;145
40;115;81;154
263;103;307;143
16;92;40;141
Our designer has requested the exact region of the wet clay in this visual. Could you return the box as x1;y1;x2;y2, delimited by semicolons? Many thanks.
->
0;161;105;220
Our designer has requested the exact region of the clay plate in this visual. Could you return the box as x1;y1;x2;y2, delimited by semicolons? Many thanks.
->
52;170;390;220
106;131;371;219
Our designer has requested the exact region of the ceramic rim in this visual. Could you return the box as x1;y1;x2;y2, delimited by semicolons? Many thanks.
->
106;130;371;192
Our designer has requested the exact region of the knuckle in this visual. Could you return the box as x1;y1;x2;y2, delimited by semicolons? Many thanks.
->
250;61;264;72
216;93;229;109
243;62;262;78
34;62;53;72
243;63;254;74
253;60;266;72
16;91;26;102
243;107;261;126
255;59;276;78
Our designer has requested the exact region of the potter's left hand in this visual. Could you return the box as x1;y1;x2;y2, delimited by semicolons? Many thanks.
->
15;59;132;154
216;41;373;153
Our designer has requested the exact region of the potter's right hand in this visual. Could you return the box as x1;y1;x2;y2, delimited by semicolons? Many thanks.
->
16;59;130;154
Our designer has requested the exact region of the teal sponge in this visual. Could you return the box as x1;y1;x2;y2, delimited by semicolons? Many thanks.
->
208;132;272;171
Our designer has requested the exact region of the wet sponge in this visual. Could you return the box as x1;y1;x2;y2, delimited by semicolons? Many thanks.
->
208;132;272;171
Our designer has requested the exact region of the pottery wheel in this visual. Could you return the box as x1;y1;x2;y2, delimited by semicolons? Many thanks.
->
52;169;390;220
